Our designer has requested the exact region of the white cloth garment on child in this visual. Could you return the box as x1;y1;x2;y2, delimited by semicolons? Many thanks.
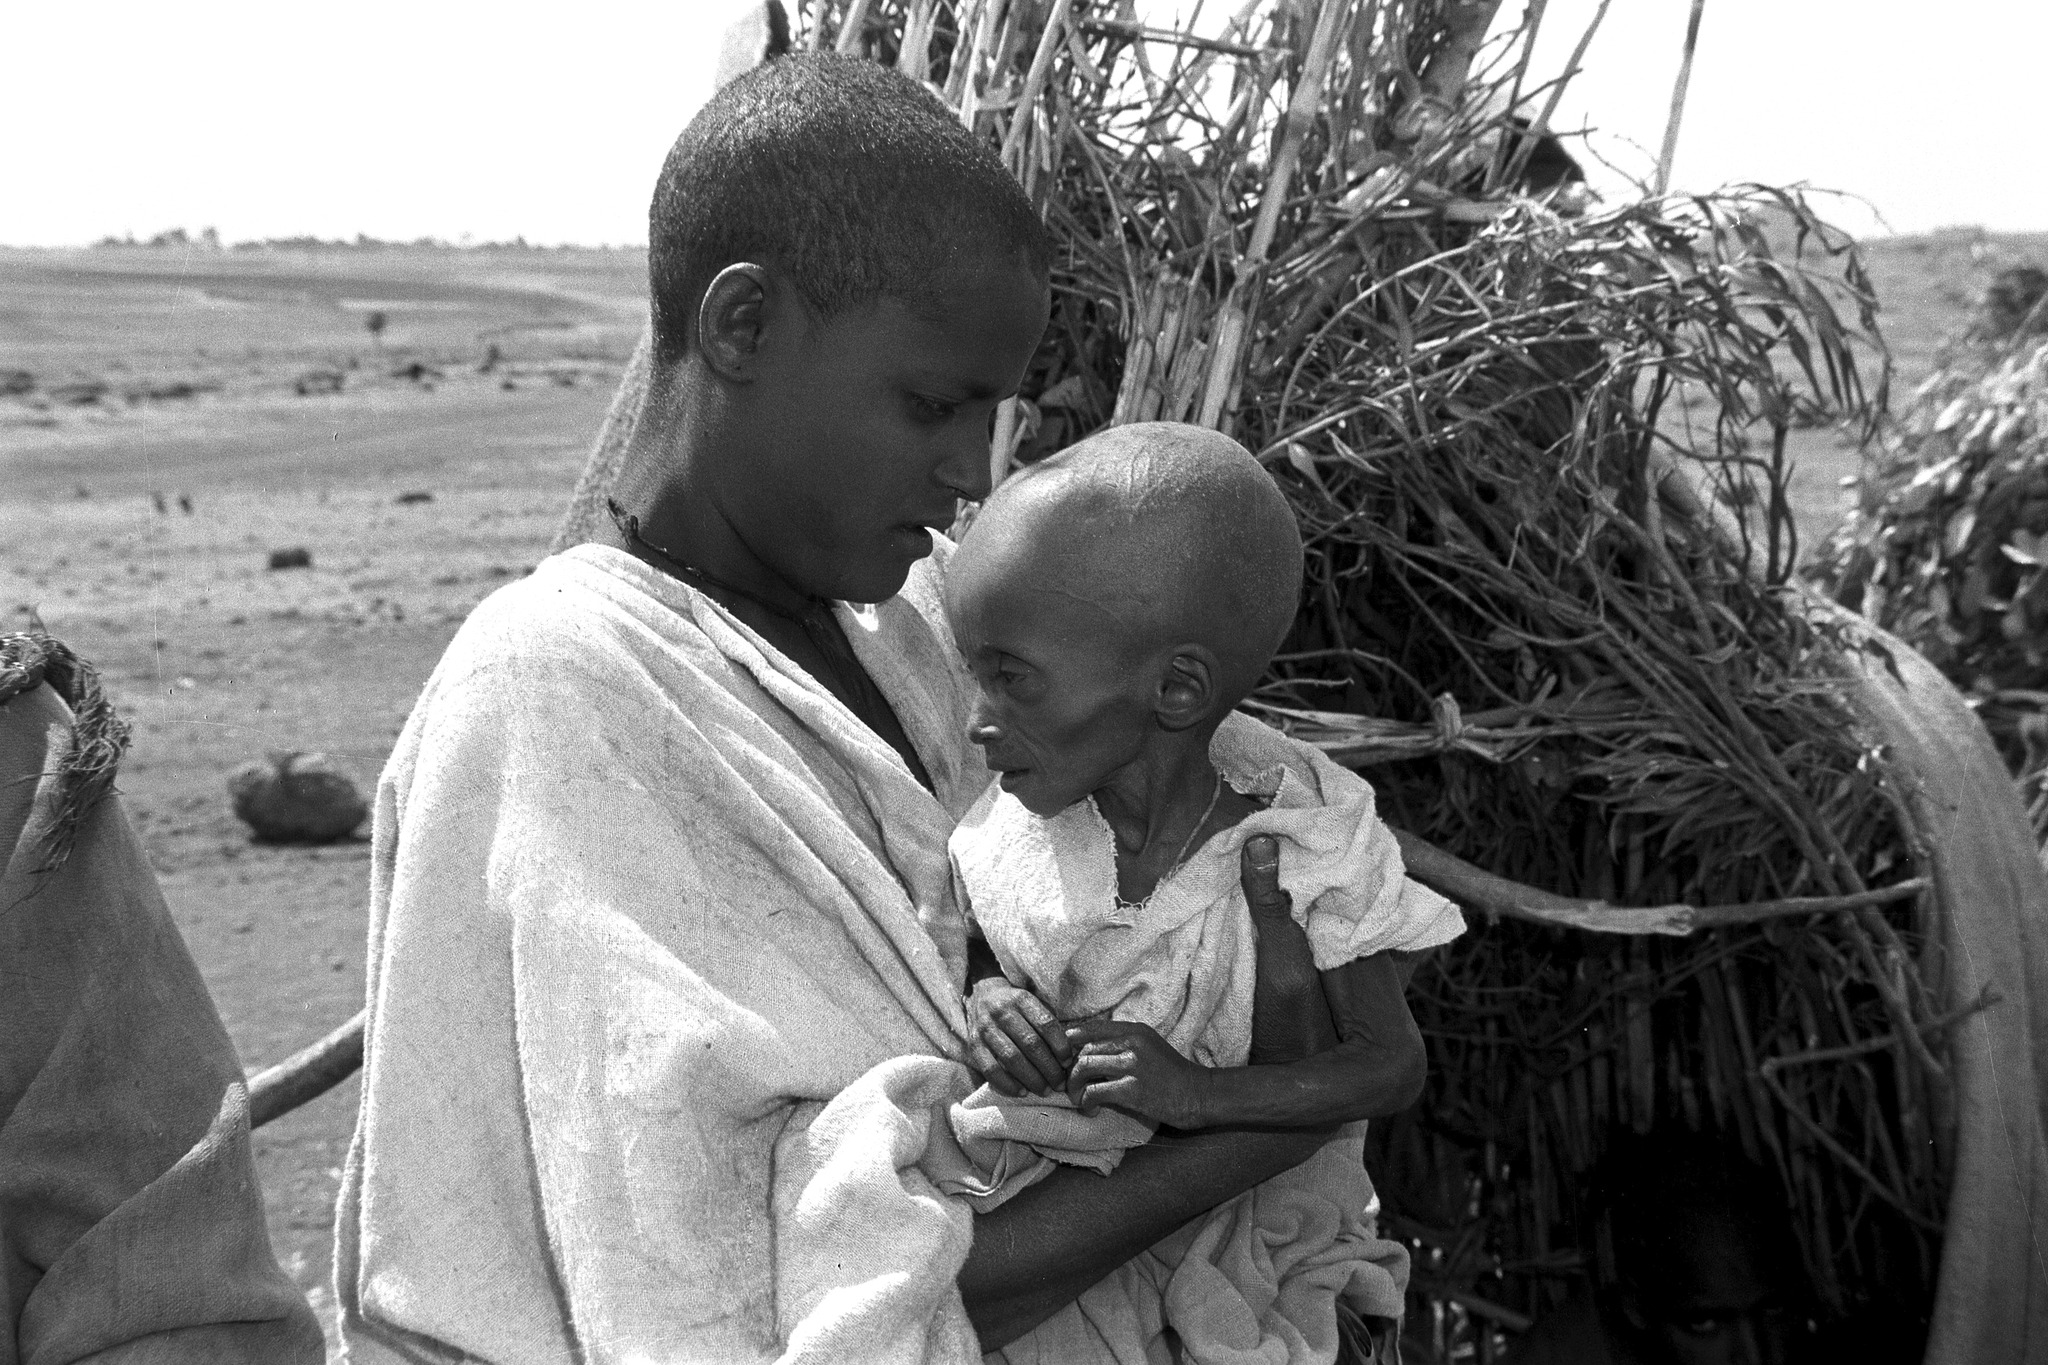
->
943;718;1465;1364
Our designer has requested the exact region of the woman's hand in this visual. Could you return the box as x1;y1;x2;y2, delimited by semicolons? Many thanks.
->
1241;835;1339;1065
1063;1018;1209;1129
967;977;1074;1096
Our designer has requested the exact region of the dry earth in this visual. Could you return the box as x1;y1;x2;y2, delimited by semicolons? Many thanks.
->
1;242;643;1349
1;226;2043;1355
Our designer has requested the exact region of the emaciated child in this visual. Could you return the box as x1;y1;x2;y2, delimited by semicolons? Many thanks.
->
934;421;1466;1364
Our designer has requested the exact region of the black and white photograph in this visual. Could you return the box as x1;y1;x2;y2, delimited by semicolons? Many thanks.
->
4;1;2044;1361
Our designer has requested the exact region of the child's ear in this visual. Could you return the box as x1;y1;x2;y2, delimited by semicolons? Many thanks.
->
1154;648;1220;733
696;262;773;381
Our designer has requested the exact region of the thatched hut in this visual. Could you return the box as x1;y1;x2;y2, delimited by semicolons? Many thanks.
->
545;1;2048;1358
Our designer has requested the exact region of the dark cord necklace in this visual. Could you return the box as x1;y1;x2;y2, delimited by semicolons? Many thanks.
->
606;498;932;789
608;497;821;623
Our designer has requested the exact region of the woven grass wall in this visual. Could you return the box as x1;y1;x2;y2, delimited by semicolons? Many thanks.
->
807;0;1952;1352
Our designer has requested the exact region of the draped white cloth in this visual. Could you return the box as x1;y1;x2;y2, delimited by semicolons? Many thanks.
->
334;542;996;1364
946;734;1461;1364
333;537;1457;1365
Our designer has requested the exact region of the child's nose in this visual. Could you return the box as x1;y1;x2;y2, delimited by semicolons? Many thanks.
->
967;701;1003;746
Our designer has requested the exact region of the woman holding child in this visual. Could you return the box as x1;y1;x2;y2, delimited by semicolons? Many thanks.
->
335;53;1452;1364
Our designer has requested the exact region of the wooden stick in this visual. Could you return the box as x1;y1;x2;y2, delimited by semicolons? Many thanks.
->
1078;15;1273;59
1653;0;1707;195
1488;0;1548;191
834;0;873;54
1502;0;1610;187
249;1008;366;1128
1758;987;2000;1076
898;0;937;80
1000;0;1074;171
1416;0;1507;107
948;0;997;117
988;398;1021;491
1758;1067;1945;1233
1446;1289;1534;1333
1392;828;1928;937
1195;0;1345;427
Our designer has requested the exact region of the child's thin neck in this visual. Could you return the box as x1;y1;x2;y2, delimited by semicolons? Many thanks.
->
1094;727;1262;908
1093;741;1220;862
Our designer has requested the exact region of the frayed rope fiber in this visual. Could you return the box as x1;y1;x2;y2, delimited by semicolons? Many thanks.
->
1;632;132;875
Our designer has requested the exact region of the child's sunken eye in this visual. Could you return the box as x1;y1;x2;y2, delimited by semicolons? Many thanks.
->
910;393;956;421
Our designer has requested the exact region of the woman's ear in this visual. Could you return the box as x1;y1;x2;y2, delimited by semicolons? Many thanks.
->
1154;647;1220;733
696;262;773;382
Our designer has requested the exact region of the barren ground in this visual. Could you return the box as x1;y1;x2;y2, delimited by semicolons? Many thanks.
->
1;228;2040;1354
2;243;641;1348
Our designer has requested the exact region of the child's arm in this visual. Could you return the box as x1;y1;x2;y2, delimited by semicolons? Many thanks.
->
964;930;1075;1097
1062;951;1426;1130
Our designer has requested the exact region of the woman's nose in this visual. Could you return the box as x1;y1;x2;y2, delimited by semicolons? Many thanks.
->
938;419;997;504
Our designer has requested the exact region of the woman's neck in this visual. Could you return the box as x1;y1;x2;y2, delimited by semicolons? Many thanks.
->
608;380;818;619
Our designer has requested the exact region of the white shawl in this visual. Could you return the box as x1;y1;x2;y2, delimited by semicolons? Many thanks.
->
334;542;992;1364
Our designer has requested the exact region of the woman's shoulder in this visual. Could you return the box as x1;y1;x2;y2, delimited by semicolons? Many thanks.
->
415;545;729;727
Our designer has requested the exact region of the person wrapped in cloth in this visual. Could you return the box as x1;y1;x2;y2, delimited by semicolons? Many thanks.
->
0;632;323;1361
927;423;1466;1363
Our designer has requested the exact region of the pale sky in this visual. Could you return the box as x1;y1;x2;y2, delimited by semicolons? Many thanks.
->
4;0;2041;248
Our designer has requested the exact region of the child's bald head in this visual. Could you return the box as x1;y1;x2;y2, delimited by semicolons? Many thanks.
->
962;423;1302;710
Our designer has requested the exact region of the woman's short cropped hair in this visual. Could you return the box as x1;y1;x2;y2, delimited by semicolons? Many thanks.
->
648;53;1050;366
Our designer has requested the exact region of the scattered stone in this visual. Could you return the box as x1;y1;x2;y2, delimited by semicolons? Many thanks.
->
228;751;368;843
178;493;193;514
125;379;218;403
151;491;168;515
0;370;33;397
267;547;313;570
49;381;107;406
391;360;443;383
395;490;434;505
479;342;502;373
500;379;517;391
294;369;344;396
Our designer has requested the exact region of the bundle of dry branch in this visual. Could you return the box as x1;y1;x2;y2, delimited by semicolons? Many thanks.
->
807;0;1945;1352
1817;267;2048;838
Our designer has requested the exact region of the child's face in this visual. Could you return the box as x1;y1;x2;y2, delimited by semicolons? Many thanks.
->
947;545;1161;816
724;255;1047;606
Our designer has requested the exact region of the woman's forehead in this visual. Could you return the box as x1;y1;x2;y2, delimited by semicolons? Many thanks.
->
867;264;1047;366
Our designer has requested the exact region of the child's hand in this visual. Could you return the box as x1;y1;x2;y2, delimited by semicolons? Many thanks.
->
967;978;1075;1097
1063;1019;1209;1129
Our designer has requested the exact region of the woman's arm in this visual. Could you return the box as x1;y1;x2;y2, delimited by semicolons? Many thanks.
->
957;835;1337;1349
1065;953;1425;1130
958;1125;1335;1346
